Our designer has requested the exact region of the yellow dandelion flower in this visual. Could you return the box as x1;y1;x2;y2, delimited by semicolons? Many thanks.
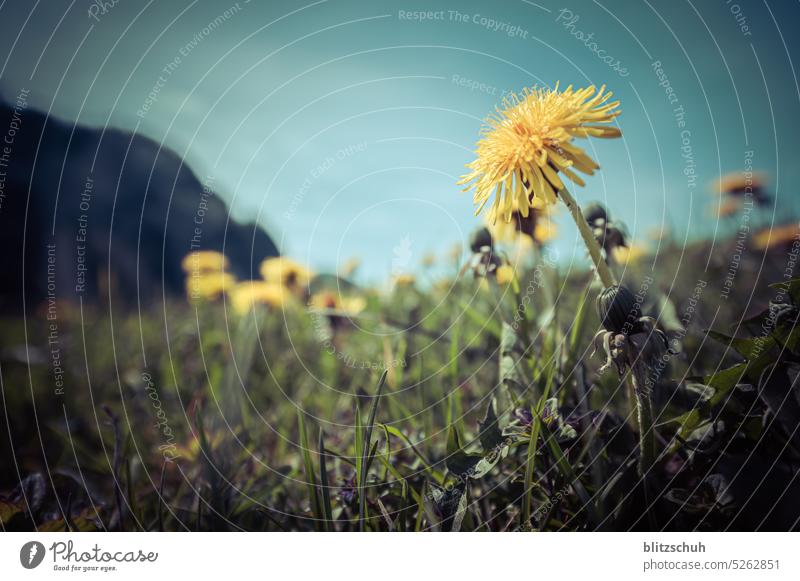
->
392;274;416;288
259;257;313;291
611;244;646;265
712;197;742;218
458;84;621;222
495;264;516;285
308;291;367;316
753;223;800;250
181;251;229;274
229;281;289;314
715;172;767;195
186;271;237;302
486;195;558;246
421;252;437;267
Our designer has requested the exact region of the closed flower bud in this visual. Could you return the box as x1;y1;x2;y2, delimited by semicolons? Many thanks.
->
470;227;493;253
596;285;640;334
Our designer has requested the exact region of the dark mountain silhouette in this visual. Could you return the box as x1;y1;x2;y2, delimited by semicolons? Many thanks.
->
0;99;278;311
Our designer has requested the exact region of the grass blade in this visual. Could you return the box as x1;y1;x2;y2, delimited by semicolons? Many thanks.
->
358;370;387;531
297;408;322;530
318;427;333;531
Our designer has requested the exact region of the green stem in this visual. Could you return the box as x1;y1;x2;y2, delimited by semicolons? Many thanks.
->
557;187;616;288
630;365;656;476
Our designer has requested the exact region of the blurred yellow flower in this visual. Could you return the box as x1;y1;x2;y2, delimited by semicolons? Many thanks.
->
392;274;416;288
421;252;437;267
229;281;288;314
486;196;558;246
259;257;313;292
458;84;621;222
715;172;767;195
186;271;237;302
308;291;367;316
181;251;229;274
495;264;516;286
712;197;742;218
611;244;647;265
753;223;800;250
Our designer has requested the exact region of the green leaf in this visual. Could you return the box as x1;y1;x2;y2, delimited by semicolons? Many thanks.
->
422;481;468;532
706;330;776;361
379;424;434;475
478;398;504;452
445;423;481;477
770;277;800;304
521;404;542;526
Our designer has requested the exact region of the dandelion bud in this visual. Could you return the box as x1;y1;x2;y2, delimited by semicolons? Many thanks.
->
596;285;640;334
470;227;493;253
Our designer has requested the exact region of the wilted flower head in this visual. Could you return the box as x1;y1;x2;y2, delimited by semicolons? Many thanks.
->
463;228;502;279
584;202;627;258
260;257;313;293
469;227;494;253
229;280;289;314
596;285;640;334
458;84;621;223
594;285;667;379
583;202;609;225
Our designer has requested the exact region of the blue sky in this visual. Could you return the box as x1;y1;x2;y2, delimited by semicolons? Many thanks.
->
1;0;798;283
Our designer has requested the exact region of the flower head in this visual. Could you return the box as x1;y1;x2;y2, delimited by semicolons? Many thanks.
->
486;195;557;246
391;273;416;288
753;223;800;250
495;264;517;286
458;84;621;222
229;281;289;314
186;271;237;302
593;285;667;380
308;292;367;317
181;251;229;275
259;257;313;293
612;243;646;266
